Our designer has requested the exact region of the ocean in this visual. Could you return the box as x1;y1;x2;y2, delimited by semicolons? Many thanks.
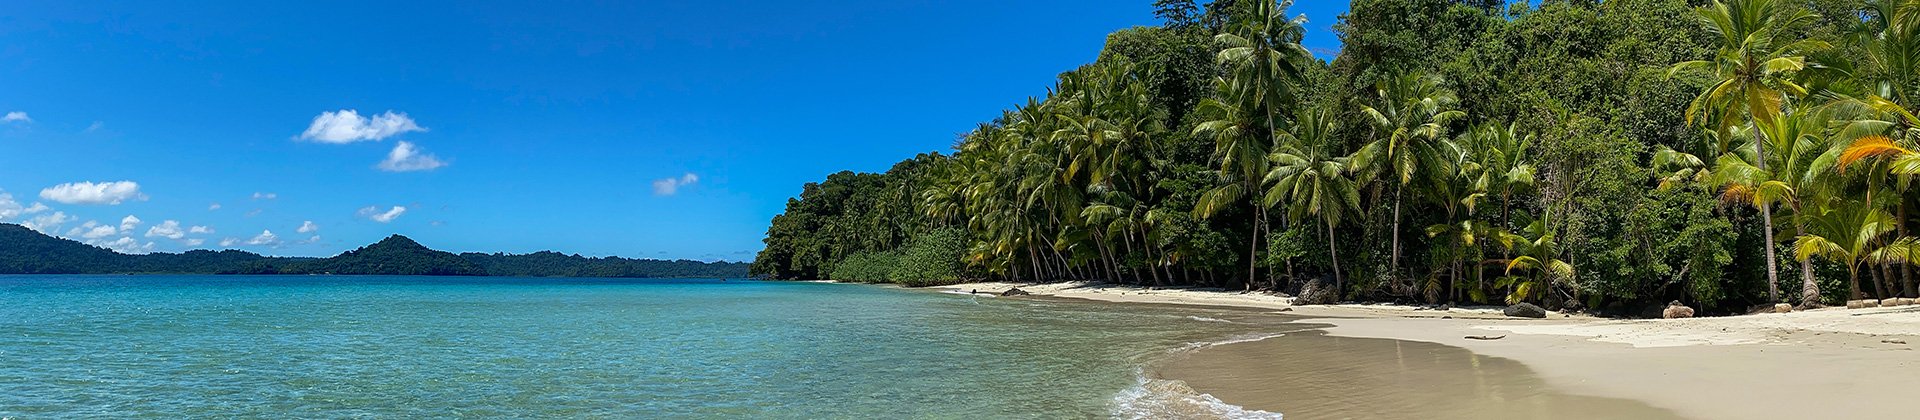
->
0;275;1282;418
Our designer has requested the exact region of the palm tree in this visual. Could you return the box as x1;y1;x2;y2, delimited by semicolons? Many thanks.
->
1793;197;1920;300
1353;71;1465;294
1264;106;1359;293
1193;0;1312;290
1493;212;1573;305
1672;0;1830;303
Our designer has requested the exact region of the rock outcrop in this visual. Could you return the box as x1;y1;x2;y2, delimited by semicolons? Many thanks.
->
1662;301;1695;319
1504;303;1547;318
1000;288;1031;297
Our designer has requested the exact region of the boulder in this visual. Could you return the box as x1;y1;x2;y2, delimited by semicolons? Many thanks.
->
1662;301;1695;319
1000;288;1031;297
1774;303;1793;314
1504;303;1547;319
1294;275;1339;305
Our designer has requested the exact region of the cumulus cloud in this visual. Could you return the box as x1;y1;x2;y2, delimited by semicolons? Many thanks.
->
184;238;205;247
246;230;280;246
0;191;48;221
299;110;424;143
39;181;146;205
251;192;276;200
189;225;214;234
376;141;448;172
89;237;154;254
23;211;75;233
2;111;29;123
146;220;186;239
358;206;407;223
119;215;142;231
297;221;319;233
67;220;118;239
652;173;700;196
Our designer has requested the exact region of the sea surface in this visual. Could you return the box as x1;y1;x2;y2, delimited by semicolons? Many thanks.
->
0;275;1283;418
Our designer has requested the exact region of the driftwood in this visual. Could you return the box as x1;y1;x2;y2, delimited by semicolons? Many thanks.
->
1465;335;1507;340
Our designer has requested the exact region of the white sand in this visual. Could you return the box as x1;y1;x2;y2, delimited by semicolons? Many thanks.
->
939;281;1920;420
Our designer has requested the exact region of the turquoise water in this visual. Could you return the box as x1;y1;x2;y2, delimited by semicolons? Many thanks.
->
0;276;1276;418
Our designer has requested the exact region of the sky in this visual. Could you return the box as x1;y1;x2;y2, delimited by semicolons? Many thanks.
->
0;0;1352;261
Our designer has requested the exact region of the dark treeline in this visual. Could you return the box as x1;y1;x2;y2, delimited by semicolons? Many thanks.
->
754;0;1920;313
0;223;749;278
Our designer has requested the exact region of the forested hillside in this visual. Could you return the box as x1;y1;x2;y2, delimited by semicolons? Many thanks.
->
753;0;1920;313
0;223;749;278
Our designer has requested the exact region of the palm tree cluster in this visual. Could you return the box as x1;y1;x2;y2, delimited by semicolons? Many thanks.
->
754;0;1920;311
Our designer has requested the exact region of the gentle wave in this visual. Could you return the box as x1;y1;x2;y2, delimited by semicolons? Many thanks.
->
1185;315;1234;323
1110;369;1282;419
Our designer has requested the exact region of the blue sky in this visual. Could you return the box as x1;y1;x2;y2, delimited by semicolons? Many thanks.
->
0;1;1351;260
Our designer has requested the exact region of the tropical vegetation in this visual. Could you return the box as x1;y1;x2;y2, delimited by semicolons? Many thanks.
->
753;0;1920;314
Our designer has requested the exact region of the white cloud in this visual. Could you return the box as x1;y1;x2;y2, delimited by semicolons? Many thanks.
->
297;221;319;233
146;220;186;239
68;221;118;239
358;205;407;223
119;215;142;231
183;238;205;247
251;192;276;200
89;237;154;254
209;202;223;211
246;230;280;246
302;235;321;244
0;192;49;221
39;181;146;205
2;111;29;123
652;173;700;196
23;211;75;233
219;237;239;247
189;225;214;234
84;121;105;132
299;109;424;143
376;141;447;172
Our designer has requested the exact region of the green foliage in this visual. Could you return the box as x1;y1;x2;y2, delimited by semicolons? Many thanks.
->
0;223;746;278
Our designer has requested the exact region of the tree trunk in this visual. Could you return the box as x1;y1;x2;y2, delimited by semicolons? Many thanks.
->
1849;267;1863;301
1871;262;1888;300
1326;219;1343;296
1795;223;1821;307
1247;205;1262;292
1902;200;1914;297
1761;205;1781;303
1391;185;1404;295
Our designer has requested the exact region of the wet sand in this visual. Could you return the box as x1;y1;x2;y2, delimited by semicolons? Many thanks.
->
1156;327;1680;419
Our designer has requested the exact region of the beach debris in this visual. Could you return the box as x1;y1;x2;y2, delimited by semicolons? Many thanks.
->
1663;301;1695;319
1883;339;1908;345
1503;303;1547;319
1847;299;1882;309
1465;335;1506;340
999;288;1031;297
1275;307;1293;312
1882;298;1915;307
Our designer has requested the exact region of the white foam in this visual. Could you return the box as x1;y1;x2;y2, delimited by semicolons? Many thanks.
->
1110;369;1283;419
1186;315;1234;323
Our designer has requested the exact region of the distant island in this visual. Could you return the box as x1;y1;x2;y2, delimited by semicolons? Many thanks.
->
0;223;748;278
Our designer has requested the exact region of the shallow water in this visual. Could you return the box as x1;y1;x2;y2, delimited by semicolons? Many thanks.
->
0;276;1279;418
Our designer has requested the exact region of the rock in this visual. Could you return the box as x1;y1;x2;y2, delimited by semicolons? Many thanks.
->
1294;275;1339;305
1000;288;1031;297
1774;303;1793;313
1504;303;1547;318
1275;307;1293;312
1880;298;1904;307
1662;300;1695;319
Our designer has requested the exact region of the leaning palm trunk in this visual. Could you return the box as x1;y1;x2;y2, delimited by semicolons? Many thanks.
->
1326;219;1343;297
1796;223;1821;307
1762;205;1781;302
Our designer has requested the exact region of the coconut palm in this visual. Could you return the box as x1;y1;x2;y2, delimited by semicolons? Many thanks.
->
1793;197;1920;300
1493;212;1573;305
1263;106;1358;293
1352;71;1466;294
1671;0;1830;304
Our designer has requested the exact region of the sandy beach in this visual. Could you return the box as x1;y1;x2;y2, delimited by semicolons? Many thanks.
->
942;281;1920;419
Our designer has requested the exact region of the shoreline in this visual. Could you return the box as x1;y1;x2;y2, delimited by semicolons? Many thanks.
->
939;281;1920;419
